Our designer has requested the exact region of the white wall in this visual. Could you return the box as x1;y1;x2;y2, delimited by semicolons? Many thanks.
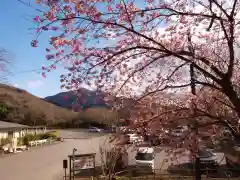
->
0;132;8;139
13;132;20;138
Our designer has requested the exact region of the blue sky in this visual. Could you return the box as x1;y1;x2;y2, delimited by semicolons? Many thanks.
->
0;1;165;98
0;0;67;98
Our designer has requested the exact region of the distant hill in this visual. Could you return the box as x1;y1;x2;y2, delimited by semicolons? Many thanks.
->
0;84;120;127
44;89;108;110
0;84;80;126
44;89;135;120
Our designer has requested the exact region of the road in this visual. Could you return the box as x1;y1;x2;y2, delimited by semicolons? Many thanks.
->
0;129;225;180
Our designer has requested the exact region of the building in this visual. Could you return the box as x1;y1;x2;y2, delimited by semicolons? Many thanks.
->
0;121;46;152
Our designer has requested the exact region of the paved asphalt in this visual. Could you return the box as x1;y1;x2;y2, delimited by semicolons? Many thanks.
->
0;130;225;180
0;130;109;180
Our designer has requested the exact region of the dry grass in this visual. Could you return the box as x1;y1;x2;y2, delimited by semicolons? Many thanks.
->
0;84;119;126
0;84;80;125
80;107;119;125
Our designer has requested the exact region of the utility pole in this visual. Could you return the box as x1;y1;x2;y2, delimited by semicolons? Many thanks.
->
190;63;196;95
190;63;201;180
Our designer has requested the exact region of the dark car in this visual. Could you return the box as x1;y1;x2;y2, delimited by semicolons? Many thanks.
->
198;149;219;172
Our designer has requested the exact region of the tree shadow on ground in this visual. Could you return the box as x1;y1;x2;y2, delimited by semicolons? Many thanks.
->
74;166;102;177
73;165;154;178
204;165;240;178
167;163;195;176
168;163;240;179
114;165;154;177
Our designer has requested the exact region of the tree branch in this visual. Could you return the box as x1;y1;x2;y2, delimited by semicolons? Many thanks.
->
121;0;134;30
137;83;191;102
212;0;230;19
213;97;236;111
195;108;238;137
230;0;238;18
195;80;221;91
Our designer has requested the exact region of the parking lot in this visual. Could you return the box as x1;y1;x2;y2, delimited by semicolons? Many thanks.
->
0;129;226;180
0;130;109;180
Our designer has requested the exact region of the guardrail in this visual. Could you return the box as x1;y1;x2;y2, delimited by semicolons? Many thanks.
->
28;139;51;147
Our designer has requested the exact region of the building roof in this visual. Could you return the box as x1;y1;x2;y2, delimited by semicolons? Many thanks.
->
0;121;29;131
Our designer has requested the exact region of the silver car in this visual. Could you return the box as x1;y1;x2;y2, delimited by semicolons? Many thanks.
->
88;127;103;132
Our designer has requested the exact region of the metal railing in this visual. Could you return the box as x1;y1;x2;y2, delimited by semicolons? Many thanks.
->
61;166;240;180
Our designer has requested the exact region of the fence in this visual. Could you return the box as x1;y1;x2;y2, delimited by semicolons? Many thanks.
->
28;139;51;146
62;166;240;180
62;156;240;180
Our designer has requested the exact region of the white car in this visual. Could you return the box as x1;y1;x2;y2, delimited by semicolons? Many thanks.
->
127;133;144;143
88;127;103;132
170;129;185;137
135;147;155;172
171;126;188;137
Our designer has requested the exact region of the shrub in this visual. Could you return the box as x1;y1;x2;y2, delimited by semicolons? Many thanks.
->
41;131;59;139
22;134;42;145
0;103;11;119
17;137;25;146
21;131;59;145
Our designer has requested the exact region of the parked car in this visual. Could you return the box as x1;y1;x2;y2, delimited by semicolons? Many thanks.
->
56;137;64;142
170;126;188;137
224;140;240;171
170;129;185;137
135;147;155;173
198;149;219;172
127;133;144;144
88;127;103;132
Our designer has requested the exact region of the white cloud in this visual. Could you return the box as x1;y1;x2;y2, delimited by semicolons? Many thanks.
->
13;84;19;87
27;80;44;89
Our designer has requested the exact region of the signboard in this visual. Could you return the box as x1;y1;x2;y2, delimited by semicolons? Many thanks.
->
68;153;96;180
73;156;94;170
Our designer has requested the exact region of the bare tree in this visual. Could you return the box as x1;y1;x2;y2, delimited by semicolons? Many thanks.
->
99;143;128;180
0;48;11;82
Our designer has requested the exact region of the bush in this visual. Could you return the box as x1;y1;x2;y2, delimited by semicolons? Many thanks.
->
40;132;58;139
21;131;59;145
0;103;11;119
17;137;25;146
23;134;39;145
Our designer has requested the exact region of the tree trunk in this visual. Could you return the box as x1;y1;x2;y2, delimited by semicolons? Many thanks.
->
222;81;240;118
221;80;240;139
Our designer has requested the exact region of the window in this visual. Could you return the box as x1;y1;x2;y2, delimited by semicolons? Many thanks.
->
199;150;214;158
136;153;154;161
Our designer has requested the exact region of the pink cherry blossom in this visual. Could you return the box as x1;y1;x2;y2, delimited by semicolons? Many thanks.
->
31;0;240;150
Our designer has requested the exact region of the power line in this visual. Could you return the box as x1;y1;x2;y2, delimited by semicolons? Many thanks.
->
0;68;42;79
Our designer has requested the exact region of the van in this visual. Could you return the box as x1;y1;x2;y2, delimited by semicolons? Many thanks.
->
135;147;155;172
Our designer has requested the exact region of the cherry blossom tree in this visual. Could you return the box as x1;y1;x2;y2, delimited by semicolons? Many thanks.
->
31;0;240;138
